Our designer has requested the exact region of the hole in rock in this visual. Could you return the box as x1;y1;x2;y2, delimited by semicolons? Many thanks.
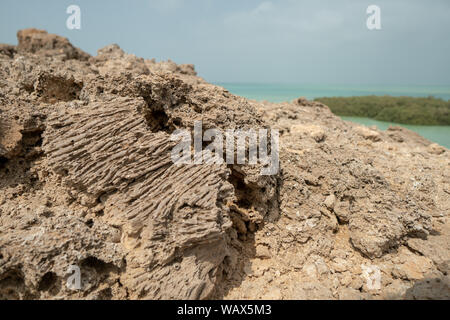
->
227;166;269;241
36;75;82;103
38;272;57;292
97;287;113;300
21;129;43;149
145;108;175;133
81;256;117;275
85;219;94;228
0;270;26;299
0;157;7;169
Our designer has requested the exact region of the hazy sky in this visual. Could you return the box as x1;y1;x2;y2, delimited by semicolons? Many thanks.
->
1;0;449;85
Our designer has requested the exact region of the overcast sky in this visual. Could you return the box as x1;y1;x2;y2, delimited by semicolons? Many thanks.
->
1;0;449;85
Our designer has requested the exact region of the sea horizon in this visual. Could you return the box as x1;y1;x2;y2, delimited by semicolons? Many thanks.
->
215;83;450;102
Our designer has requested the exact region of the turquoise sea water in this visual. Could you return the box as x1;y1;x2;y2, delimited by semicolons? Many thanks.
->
341;117;450;149
216;83;450;102
216;83;450;149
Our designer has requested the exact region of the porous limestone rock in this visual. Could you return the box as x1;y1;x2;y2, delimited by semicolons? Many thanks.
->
0;29;449;300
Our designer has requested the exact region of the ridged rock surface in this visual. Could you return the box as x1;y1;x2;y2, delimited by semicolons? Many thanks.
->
0;29;449;300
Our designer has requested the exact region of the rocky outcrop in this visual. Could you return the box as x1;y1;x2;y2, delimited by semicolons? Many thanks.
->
16;29;90;61
0;29;449;300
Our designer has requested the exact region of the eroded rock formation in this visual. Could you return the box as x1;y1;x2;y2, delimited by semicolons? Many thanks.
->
0;29;448;300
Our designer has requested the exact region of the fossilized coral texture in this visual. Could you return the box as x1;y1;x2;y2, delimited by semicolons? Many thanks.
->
0;29;449;300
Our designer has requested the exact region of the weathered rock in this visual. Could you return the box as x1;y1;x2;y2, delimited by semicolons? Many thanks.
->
355;126;381;142
17;29;90;60
324;194;336;211
404;276;450;300
427;143;447;155
0;29;449;300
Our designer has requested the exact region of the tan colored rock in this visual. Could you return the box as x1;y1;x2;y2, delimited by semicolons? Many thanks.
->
0;118;22;158
407;229;450;275
1;29;449;300
427;143;446;155
338;288;366;300
17;29;89;60
324;194;336;210
355;126;381;142
255;245;272;259
404;276;450;300
287;282;334;300
291;124;326;142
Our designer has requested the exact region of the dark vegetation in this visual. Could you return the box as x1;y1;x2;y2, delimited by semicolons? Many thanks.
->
314;95;450;125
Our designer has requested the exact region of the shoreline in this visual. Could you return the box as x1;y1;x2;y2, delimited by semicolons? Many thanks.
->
314;95;450;126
